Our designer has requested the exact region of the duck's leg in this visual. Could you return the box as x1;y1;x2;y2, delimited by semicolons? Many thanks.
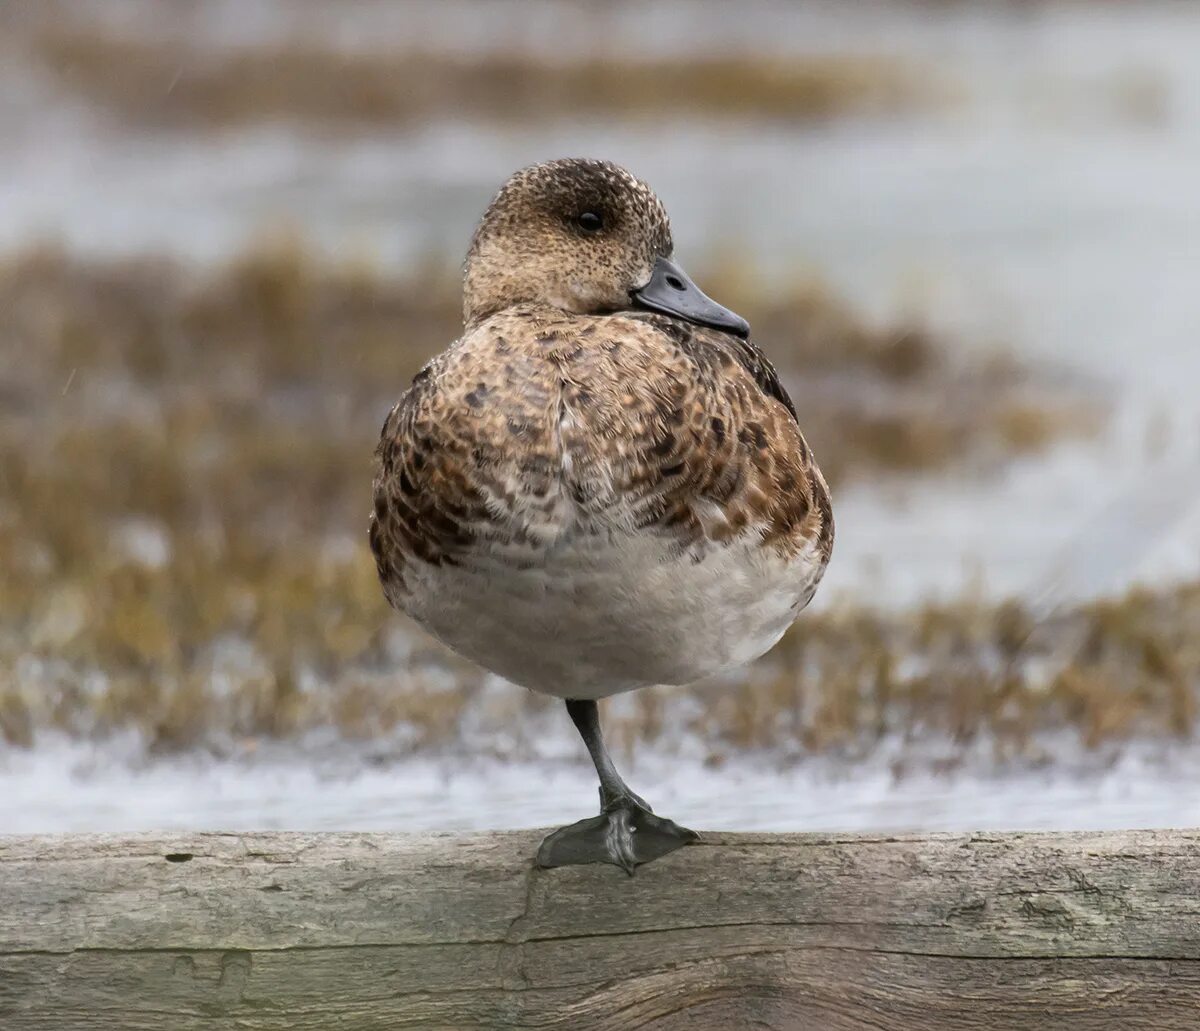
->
536;698;698;875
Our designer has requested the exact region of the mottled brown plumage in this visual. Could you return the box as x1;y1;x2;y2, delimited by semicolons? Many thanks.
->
372;304;832;595
369;158;833;871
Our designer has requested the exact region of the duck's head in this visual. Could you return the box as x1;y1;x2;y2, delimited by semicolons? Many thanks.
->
463;158;749;338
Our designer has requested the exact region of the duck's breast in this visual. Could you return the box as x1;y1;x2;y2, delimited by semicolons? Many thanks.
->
371;307;833;697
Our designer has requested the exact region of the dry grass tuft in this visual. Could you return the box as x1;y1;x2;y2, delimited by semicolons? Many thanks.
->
0;242;1106;756
26;27;943;130
726;584;1200;762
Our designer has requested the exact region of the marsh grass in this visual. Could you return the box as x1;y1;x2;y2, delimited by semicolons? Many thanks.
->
0;243;1112;756
706;262;1100;480
24;27;942;130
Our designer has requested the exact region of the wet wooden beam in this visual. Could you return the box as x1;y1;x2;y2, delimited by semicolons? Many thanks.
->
2;829;1199;1029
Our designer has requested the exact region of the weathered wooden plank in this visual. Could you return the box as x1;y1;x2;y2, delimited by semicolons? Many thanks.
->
2;830;1199;1029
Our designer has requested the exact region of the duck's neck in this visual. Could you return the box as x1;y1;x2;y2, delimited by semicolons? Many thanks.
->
463;239;630;329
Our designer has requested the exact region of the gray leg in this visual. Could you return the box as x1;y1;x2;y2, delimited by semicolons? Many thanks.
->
564;698;648;809
536;699;698;875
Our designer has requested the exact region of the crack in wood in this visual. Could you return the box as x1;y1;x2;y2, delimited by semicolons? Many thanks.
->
3;830;1200;1030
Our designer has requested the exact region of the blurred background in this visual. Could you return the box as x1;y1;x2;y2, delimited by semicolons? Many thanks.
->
2;0;1199;834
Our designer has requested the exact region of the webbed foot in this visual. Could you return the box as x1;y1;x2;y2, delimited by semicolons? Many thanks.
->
536;795;698;875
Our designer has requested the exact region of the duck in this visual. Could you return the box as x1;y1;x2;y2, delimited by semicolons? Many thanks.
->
370;158;834;873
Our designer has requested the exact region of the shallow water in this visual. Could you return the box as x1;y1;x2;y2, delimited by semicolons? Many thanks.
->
5;1;1200;832
7;735;1200;835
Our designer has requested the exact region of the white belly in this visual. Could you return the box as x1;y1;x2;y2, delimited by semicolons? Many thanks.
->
399;526;825;699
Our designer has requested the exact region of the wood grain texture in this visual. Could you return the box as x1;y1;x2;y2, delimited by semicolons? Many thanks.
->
2;829;1199;1029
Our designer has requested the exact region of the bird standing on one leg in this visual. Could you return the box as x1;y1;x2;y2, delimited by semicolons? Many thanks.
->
371;158;834;873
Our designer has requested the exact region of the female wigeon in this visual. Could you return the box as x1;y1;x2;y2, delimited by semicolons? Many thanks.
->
371;158;833;872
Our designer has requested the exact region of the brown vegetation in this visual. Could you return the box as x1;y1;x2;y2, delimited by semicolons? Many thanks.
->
25;28;942;130
0;243;1109;756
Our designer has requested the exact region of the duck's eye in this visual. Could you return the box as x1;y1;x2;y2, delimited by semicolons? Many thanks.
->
576;211;604;233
